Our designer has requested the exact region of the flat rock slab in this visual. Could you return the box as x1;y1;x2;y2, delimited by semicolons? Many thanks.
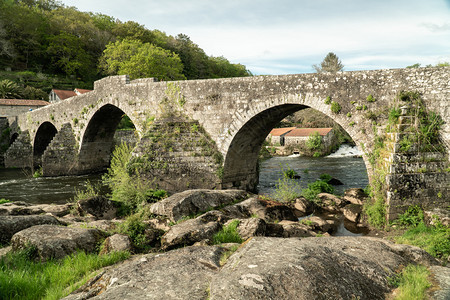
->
0;202;71;217
11;225;107;261
150;189;248;222
0;215;61;244
210;236;438;300
64;245;224;300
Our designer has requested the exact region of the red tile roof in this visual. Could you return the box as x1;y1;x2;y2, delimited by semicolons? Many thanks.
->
75;88;92;94
52;89;77;100
269;127;296;136
0;99;50;106
285;128;333;137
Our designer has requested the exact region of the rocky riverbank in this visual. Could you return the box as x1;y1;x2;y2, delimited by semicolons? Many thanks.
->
0;189;449;299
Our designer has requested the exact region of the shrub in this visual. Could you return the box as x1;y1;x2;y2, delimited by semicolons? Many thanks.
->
346;112;352;118
73;180;100;202
389;107;401;124
392;205;423;227
33;167;43;178
117;213;153;252
272;175;302;202
306;131;322;151
301;179;334;201
212;220;243;244
324;96;331;105
364;197;386;228
102;143;166;214
281;165;298;179
349;121;355;127
330;101;341;113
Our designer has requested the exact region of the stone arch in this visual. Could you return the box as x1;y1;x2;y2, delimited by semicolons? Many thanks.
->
222;103;368;192
33;122;57;168
77;104;136;173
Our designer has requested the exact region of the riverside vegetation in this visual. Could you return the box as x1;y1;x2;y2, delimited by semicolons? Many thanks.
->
0;143;448;299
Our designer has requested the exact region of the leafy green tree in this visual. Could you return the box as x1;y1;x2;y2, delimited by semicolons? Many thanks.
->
0;79;22;98
100;38;185;81
46;32;94;78
313;52;344;73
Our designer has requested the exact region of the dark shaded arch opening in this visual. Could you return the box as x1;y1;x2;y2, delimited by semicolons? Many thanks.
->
33;122;57;168
222;104;367;193
9;132;18;145
222;104;307;191
78;104;136;173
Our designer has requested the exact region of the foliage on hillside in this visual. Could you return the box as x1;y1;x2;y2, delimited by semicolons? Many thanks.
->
0;0;251;98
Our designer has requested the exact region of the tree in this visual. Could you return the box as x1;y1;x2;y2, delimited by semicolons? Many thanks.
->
99;39;185;81
0;79;22;98
46;32;94;79
313;52;344;73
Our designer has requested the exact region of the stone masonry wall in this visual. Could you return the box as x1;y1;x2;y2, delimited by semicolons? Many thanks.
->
4;130;32;169
4;67;450;215
42;123;79;176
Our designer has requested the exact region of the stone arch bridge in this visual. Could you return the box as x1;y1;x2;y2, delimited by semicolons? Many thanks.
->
5;67;450;219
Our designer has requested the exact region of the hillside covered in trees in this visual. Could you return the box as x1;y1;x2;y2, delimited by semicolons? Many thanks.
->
0;0;252;99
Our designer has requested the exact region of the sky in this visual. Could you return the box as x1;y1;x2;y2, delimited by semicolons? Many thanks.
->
61;0;450;75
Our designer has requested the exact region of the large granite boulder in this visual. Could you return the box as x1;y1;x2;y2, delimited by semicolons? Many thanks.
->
99;234;132;255
0;215;61;244
342;204;363;223
210;236;438;299
344;188;367;205
161;217;221;250
11;225;107;261
77;196;118;220
64;236;443;300
64;246;224;300
149;189;248;222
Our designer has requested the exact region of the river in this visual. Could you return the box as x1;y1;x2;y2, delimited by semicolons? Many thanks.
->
0;145;368;205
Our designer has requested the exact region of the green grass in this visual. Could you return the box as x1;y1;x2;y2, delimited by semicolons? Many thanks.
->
394;264;431;300
212;220;243;244
394;222;450;261
0;249;129;300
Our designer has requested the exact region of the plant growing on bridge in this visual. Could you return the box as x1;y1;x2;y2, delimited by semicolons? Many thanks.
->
330;101;341;114
366;94;376;102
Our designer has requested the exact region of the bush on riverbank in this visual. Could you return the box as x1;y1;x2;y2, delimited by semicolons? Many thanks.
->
391;206;450;261
102;143;167;215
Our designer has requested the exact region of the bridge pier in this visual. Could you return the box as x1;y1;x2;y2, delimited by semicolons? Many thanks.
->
4;131;32;169
41;123;79;176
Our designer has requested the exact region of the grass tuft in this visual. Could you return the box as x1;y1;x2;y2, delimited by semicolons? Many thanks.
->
212;220;243;244
0;249;129;300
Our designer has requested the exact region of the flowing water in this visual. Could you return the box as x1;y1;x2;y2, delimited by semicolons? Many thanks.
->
258;145;368;196
0;144;369;236
0;169;103;204
258;144;369;236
